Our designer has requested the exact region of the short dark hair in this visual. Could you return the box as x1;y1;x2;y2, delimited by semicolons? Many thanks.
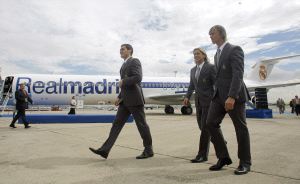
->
209;25;227;41
121;44;133;55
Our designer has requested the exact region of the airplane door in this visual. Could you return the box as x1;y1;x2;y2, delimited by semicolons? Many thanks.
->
1;76;14;103
3;76;14;94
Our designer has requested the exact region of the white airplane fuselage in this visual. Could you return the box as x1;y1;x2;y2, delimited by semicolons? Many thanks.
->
2;54;300;107
4;74;190;106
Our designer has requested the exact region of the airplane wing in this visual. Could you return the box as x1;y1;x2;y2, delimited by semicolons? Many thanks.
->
251;54;300;68
148;93;195;103
148;80;300;103
248;80;300;91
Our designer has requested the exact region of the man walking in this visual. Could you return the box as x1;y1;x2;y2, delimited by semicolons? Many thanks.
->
9;83;33;129
206;25;251;175
89;44;153;159
68;96;76;115
184;48;216;163
294;95;300;116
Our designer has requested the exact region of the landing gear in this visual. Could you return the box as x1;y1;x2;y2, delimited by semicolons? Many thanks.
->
181;106;193;115
164;105;174;114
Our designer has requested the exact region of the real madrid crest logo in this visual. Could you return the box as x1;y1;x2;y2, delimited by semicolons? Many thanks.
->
259;65;267;80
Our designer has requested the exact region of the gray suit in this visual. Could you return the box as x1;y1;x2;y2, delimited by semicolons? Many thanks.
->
99;57;153;154
206;43;251;166
186;62;216;158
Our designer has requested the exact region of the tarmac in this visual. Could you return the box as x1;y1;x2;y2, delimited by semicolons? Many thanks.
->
0;108;299;184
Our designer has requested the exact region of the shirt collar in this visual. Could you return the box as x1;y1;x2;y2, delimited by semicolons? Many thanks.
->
218;41;228;52
196;61;205;68
124;56;132;63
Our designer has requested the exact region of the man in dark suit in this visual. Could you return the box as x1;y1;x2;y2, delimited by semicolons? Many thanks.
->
184;48;216;163
206;25;251;175
9;83;33;129
89;44;153;159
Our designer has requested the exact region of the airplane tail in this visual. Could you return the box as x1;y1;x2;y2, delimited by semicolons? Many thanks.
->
247;54;300;82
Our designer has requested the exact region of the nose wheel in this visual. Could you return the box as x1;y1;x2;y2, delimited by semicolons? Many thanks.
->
181;106;193;115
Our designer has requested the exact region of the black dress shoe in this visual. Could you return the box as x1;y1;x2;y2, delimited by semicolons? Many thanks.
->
10;124;17;128
89;147;108;159
24;125;31;129
190;156;207;163
234;165;250;175
209;158;232;171
136;151;154;159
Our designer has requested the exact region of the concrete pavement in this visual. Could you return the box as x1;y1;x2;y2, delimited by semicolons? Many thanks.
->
0;109;299;184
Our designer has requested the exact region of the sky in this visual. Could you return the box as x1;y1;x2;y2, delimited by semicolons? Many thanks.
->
0;0;299;102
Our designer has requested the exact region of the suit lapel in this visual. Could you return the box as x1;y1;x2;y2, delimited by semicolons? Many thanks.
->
120;57;132;77
214;54;217;66
199;62;208;77
191;66;197;86
197;62;208;85
216;43;230;75
123;57;131;71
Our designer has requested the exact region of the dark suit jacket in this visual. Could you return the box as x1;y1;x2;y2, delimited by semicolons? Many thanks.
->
213;43;250;103
15;90;33;110
118;57;145;107
186;62;216;107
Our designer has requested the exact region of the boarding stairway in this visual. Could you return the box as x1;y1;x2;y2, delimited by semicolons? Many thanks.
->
0;80;11;115
246;88;272;118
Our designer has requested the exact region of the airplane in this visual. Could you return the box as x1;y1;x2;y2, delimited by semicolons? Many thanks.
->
1;54;300;115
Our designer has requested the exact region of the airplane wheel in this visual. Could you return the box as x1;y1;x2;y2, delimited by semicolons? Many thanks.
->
185;106;193;115
181;106;187;114
181;106;193;115
165;105;174;114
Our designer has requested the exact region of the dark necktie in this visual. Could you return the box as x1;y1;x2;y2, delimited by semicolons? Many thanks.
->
195;66;201;82
216;48;221;68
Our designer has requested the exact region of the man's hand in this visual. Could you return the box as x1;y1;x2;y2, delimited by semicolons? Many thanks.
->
115;98;121;106
225;97;235;111
183;98;190;106
119;80;123;88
